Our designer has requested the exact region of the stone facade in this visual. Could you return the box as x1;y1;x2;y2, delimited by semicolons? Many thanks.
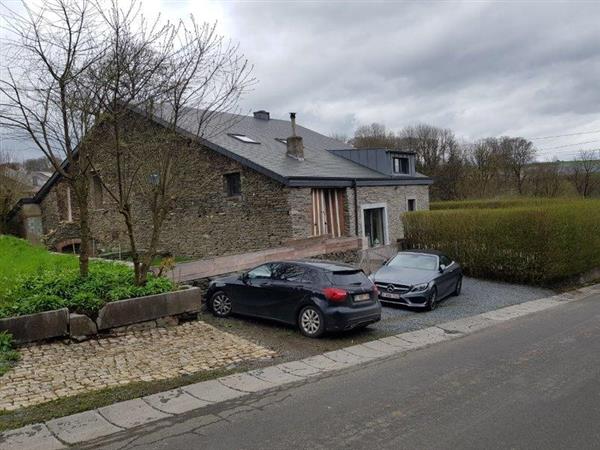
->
348;184;430;244
38;117;296;258
33;115;430;258
287;184;430;246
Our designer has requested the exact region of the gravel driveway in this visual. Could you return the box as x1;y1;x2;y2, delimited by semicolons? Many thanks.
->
376;276;553;334
202;277;554;364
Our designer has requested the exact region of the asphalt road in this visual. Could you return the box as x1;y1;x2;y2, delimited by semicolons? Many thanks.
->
86;293;600;450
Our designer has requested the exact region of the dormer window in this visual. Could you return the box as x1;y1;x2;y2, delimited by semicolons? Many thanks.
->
228;133;260;144
392;156;410;175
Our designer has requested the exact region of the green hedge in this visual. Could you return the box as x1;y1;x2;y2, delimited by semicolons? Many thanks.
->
402;201;600;284
430;197;577;211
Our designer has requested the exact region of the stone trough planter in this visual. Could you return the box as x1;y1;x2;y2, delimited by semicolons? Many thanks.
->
0;308;69;344
0;287;202;345
95;286;201;331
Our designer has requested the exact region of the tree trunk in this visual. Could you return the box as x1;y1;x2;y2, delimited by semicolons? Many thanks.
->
72;178;91;278
121;206;145;285
138;216;165;285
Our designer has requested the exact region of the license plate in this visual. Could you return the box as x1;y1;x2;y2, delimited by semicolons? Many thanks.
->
380;292;401;299
354;293;370;302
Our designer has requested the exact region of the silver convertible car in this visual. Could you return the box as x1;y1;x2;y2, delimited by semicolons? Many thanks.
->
370;250;462;311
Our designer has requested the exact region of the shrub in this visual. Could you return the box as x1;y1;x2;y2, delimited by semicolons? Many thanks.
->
0;331;20;376
430;197;581;211
0;261;177;319
403;201;600;285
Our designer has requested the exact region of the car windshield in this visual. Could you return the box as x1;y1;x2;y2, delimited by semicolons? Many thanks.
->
387;253;438;271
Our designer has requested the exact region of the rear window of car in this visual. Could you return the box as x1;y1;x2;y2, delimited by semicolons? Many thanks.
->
328;270;370;286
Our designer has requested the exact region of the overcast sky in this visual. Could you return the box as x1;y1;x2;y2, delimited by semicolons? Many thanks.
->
2;0;600;161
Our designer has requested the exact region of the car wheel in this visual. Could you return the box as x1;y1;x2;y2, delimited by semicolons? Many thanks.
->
298;306;325;338
209;291;232;318
426;287;438;311
453;276;463;296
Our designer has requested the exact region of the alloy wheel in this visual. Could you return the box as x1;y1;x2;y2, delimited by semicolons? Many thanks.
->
300;308;321;336
429;289;437;310
211;293;232;317
455;278;462;295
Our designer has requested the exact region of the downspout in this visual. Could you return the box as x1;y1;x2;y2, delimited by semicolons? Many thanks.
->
352;179;359;236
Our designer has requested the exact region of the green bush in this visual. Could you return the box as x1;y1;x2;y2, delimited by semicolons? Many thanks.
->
430;197;581;211
0;331;20;376
403;201;600;285
0;235;77;303
0;261;177;319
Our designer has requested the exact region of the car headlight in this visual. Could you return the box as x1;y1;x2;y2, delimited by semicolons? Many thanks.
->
411;282;429;292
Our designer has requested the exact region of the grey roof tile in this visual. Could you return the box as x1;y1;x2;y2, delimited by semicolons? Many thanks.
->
169;107;384;179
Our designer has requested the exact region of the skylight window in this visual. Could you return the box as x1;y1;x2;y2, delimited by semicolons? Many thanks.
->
228;133;260;144
275;138;287;144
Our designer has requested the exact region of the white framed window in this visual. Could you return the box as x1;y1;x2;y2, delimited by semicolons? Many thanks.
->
66;186;73;222
392;156;410;174
360;202;390;247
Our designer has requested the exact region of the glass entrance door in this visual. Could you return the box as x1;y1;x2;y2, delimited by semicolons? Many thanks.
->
363;207;385;247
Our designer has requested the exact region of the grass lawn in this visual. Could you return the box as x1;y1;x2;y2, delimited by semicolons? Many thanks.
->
0;366;238;433
0;235;77;308
0;235;176;321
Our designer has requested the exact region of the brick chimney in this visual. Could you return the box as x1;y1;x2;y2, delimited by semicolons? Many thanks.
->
253;110;270;120
286;112;304;161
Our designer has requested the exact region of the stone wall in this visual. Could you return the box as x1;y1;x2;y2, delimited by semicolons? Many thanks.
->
287;184;430;244
39;116;295;259
287;187;313;239
347;184;430;245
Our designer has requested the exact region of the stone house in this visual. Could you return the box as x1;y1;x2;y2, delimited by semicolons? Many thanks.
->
9;109;432;258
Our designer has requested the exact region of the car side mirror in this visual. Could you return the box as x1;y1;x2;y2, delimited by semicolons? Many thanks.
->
240;272;249;282
439;264;446;273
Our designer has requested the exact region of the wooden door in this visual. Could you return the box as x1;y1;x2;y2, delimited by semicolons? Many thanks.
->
311;189;346;238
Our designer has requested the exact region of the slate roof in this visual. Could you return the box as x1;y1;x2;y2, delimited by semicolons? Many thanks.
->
151;107;432;187
24;106;433;211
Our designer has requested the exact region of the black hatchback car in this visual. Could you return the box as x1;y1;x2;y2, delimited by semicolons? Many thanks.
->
206;260;381;338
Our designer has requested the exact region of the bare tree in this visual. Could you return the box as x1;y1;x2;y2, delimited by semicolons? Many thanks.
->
400;124;457;176
0;150;21;232
0;0;102;276
351;123;395;148
87;1;254;285
467;138;500;196
329;132;350;144
498;137;536;195
528;160;562;197
570;150;600;197
23;156;52;171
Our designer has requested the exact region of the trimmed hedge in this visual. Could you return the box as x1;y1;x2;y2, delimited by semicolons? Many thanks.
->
403;200;600;284
430;197;577;211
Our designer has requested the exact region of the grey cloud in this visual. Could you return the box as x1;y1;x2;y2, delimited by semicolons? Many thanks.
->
4;1;600;161
219;1;600;159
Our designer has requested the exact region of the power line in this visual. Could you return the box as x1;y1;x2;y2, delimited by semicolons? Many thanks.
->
538;139;600;151
530;129;600;140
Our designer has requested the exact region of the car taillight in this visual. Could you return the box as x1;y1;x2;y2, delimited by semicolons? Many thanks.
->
323;287;348;302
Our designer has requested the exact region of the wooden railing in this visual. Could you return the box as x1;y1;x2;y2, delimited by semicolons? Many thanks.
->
164;236;363;282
